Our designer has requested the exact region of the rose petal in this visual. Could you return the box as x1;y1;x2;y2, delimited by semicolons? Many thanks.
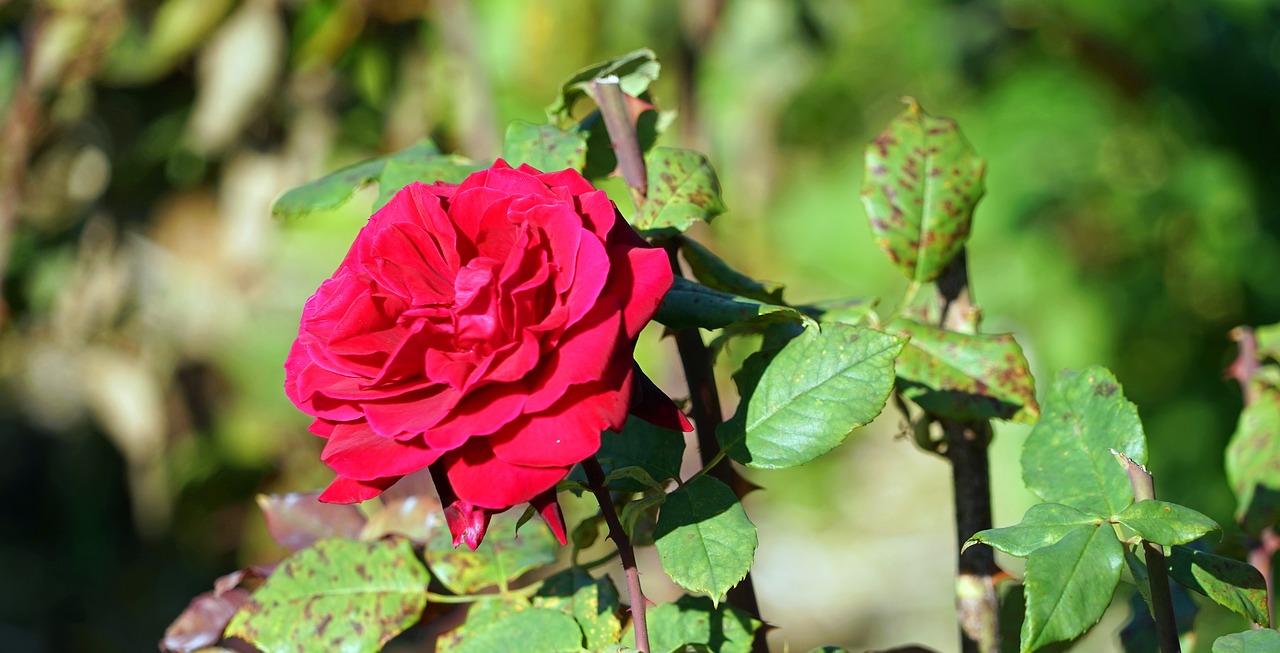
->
318;475;400;504
361;385;461;436
530;490;567;546
321;423;443;480
490;386;615;468
523;301;625;413
440;440;572;509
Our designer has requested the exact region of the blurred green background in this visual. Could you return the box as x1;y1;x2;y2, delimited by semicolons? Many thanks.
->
1;0;1278;651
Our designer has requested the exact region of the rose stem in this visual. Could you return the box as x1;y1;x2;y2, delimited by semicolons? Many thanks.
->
589;77;768;651
1228;327;1277;627
1114;451;1181;653
582;456;649;653
935;250;1001;653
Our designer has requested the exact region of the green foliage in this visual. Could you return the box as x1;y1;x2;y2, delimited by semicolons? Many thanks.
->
444;608;584;653
890;319;1039;424
594;418;686;492
631;595;761;653
224;538;428;653
1112;500;1219;546
423;513;557;595
860;100;985;282
654;276;807;331
718;323;904;469
653;476;757;604
534;568;623;651
502;121;588;173
1225;385;1280;531
633;148;728;233
679;237;785;305
545;48;660;125
1167;546;1270;627
1213;629;1280;653
1019;524;1124;653
1022;367;1148;516
963;503;1103;558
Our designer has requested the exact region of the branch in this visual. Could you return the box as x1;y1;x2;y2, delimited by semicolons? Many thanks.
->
1114;450;1181;653
582;457;650;653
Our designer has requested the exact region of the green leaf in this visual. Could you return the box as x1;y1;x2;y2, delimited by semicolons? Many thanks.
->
372;154;480;211
225;538;428;653
546;48;660;124
1226;387;1280;532
634;148;727;233
964;503;1103;558
655;276;807;331
1213;629;1280;653
860;99;986;282
891;319;1040;424
653;476;757;603
630;594;761;653
718;324;905;469
1114;500;1220;546
424;512;557;594
501;121;588;173
1021;366;1148;517
1254;323;1280;363
620;487;667;540
1168;545;1270;627
595;418;686;491
534;568;622;651
679;238;785;304
605;466;666;494
273;140;476;217
795;297;879;327
1020;524;1124;652
434;597;522;652
447;607;585;653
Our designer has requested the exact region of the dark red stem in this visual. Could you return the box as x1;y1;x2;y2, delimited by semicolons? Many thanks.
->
582;457;649;653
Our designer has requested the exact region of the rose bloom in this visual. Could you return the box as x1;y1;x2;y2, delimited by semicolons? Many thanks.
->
284;160;689;549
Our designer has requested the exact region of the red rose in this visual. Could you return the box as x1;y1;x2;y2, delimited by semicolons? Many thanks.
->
284;160;689;549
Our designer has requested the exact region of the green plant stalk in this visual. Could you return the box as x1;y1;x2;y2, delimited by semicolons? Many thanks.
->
591;76;768;652
583;456;650;653
935;250;1001;653
1114;450;1181;653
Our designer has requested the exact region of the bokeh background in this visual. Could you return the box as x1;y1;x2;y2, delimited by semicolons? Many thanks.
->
1;1;1278;651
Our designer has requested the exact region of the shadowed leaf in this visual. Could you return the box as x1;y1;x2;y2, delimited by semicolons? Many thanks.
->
225;538;429;653
161;588;250;653
891;319;1039;424
1226;387;1280;532
680;238;784;304
1212;629;1280;652
630;595;760;653
655;276;807;331
861;100;985;282
1168;545;1270;627
534;567;622;651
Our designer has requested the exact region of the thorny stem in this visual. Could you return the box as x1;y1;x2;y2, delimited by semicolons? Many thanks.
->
591;75;768;651
1227;326;1277;627
935;250;1001;653
1114;450;1181;653
582;457;649;653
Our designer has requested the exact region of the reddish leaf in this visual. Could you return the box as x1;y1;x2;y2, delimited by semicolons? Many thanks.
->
160;588;250;653
257;491;366;551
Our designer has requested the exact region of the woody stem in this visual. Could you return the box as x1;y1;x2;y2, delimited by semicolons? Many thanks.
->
582;456;649;653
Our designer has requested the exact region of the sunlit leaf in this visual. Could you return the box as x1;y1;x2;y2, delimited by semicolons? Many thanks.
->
1021;524;1123;652
1225;387;1280;532
546;48;660;124
891;319;1039;424
861;99;985;282
501;121;588;174
1212;629;1280;652
629;595;760;653
225;538;428;653
653;476;757;603
1022;367;1147;517
634;148;727;233
1168;545;1270;627
718;324;904;469
446;607;584;653
1113;500;1219;546
534;568;622;651
423;511;557;594
964;503;1103;558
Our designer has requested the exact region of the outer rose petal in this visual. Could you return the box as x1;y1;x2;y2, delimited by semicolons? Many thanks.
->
321;423;443;480
319;475;400;504
440;439;574;509
530;490;568;546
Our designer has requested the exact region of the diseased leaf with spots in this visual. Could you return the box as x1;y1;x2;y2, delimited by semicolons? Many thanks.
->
256;491;365;552
630;595;761;653
718;323;904;469
891;319;1039;424
273;140;477;217
224;538;428;653
655;276;807;331
534;568;622;651
653;476;757;604
861;100;985;282
501;121;588;174
546;48;660;124
424;512;557;594
1020;524;1123;652
1022;366;1148;517
634;147;727;233
680;238;785;304
1113;500;1219;546
964;503;1103;558
1168;545;1271;627
1212;629;1280;652
1225;386;1280;532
